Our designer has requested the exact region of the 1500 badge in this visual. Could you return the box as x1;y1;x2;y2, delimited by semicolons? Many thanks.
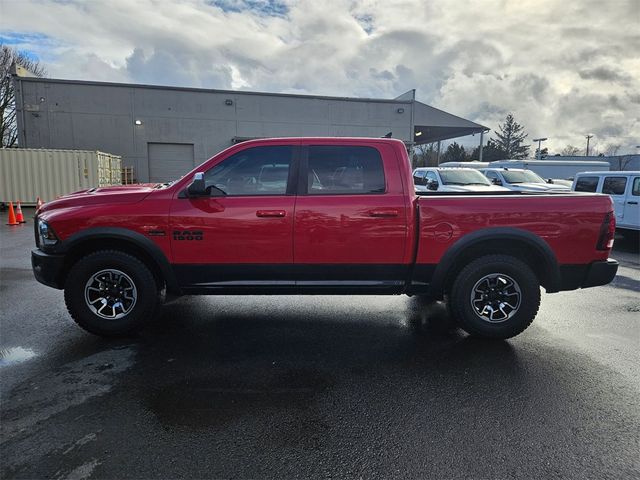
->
173;230;204;241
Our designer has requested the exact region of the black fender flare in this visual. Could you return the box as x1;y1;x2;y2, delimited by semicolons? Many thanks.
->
428;227;560;297
55;227;180;294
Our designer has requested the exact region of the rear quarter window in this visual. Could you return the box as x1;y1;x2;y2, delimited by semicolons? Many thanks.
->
602;177;627;195
574;176;599;192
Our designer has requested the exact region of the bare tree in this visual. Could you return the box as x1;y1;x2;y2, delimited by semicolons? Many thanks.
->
560;145;581;156
1;45;46;147
411;142;439;167
604;143;621;156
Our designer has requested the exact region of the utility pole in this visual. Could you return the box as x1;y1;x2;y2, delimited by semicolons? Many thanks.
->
478;128;489;162
585;134;594;156
533;137;548;160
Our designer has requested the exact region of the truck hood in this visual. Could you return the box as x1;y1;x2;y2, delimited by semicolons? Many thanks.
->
509;183;571;192
38;184;158;213
439;185;510;192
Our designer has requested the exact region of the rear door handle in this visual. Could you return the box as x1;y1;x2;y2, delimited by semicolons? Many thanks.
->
627;201;638;205
368;209;399;218
256;210;286;218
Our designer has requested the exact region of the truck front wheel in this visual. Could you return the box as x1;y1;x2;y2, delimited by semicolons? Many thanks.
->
64;250;161;336
449;254;540;339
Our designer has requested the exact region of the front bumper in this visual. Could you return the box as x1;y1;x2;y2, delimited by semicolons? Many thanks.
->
559;259;619;291
31;249;66;289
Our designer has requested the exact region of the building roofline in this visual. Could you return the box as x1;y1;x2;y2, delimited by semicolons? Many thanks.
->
13;75;415;105
414;100;488;131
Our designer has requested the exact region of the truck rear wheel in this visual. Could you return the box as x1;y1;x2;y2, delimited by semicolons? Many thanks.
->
449;254;540;339
64;250;161;336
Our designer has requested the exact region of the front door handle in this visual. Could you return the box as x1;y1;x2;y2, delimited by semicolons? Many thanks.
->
627;201;638;205
368;209;399;218
256;210;286;218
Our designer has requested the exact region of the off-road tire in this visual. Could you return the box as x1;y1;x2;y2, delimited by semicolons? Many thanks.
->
449;254;540;339
64;250;160;337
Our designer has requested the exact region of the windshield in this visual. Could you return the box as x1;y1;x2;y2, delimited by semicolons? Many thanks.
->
501;170;545;184
438;169;492;186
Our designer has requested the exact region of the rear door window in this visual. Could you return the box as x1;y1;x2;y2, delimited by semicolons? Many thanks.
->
602;177;627;195
575;176;600;192
307;146;385;195
632;177;639;196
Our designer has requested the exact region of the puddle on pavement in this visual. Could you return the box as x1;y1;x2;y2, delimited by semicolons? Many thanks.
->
0;346;37;367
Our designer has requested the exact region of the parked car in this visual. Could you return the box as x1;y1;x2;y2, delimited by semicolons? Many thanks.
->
480;168;572;192
32;137;617;340
413;167;510;192
573;171;639;236
547;179;574;188
487;159;609;181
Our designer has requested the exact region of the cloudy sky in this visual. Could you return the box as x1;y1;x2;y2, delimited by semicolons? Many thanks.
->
1;0;638;153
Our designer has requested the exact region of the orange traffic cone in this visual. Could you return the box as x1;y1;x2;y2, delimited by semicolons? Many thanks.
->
36;197;44;209
15;201;26;223
6;202;19;225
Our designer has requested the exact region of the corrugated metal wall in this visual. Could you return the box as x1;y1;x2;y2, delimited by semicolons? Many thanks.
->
0;149;121;204
13;78;414;182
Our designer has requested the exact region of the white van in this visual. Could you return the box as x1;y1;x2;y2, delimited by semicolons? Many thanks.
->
488;159;609;180
438;161;490;169
573;171;640;233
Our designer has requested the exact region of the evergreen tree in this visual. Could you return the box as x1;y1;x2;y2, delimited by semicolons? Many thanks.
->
468;139;507;161
534;147;549;159
441;142;466;163
492;114;530;159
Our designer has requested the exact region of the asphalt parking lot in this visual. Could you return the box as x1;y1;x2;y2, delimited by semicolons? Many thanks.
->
1;210;639;479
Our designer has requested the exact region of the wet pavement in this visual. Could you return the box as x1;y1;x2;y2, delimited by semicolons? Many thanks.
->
1;211;639;479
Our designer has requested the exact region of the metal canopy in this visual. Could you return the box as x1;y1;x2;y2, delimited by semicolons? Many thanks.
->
413;100;487;144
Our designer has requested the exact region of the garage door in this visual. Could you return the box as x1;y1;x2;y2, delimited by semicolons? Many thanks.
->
147;143;195;183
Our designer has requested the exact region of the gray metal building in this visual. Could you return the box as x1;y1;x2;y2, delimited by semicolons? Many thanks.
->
13;74;486;183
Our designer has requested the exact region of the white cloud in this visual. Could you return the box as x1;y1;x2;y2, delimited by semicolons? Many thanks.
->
0;0;638;153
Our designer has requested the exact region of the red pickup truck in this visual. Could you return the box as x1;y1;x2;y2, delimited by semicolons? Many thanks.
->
32;137;618;339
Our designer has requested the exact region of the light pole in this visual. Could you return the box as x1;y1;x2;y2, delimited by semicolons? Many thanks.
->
585;134;594;156
533;137;548;160
478;128;490;162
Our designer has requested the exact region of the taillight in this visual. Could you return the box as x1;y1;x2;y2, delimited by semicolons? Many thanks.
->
596;212;616;250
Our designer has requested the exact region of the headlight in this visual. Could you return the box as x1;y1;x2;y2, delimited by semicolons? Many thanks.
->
38;219;59;247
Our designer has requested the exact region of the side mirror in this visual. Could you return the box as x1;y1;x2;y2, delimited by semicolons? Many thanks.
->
427;179;439;191
187;172;206;197
547;178;554;184
492;178;502;186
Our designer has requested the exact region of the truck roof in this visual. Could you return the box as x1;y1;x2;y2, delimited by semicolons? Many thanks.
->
231;136;408;146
